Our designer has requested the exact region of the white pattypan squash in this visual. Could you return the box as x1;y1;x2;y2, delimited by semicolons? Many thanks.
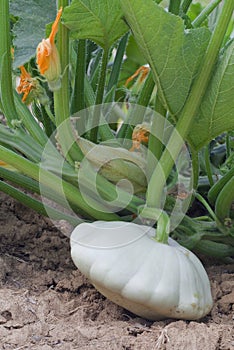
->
70;221;213;320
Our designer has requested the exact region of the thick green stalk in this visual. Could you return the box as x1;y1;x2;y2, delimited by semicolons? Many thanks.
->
138;206;170;243
205;145;214;187
90;49;103;92
181;0;193;13
208;167;234;205
0;145;120;221
0;125;43;162
194;192;217;222
14;91;49;146
71;39;86;114
84;76;96;106
192;0;222;28
226;132;230;158
32;103;54;137
147;94;167;178
0;1;18;126
0;166;45;195
107;33;129;93
54;1;83;162
169;0;181;15
90;48;110;142
191;148;199;190
215;177;234;221
194;240;234;259
148;94;167;166
146;0;234;209
54;0;69;126
0;95;3;111
0;163;78;209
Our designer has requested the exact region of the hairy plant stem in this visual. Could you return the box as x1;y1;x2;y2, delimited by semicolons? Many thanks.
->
192;0;222;28
0;2;48;145
146;0;234;211
71;39;86;114
0;0;18;126
147;95;167;179
226;132;230;158
90;48;109;142
215;177;234;221
205;145;214;187
181;0;193;13
54;0;83;162
169;0;181;15
190;148;199;190
107;33;129;93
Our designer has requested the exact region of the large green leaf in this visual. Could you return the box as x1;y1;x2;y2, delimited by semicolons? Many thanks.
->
120;0;210;116
10;0;56;69
188;42;234;150
63;0;128;50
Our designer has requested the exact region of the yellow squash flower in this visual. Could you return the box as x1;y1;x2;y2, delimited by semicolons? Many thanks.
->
17;66;48;105
17;66;39;103
36;7;62;91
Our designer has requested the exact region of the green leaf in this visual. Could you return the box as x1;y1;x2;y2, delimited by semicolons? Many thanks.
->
10;0;56;68
63;0;128;50
120;0;211;115
188;41;234;150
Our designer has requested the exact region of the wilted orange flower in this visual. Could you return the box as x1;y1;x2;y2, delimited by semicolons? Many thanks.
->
129;123;150;151
17;66;38;103
36;7;62;90
125;65;150;87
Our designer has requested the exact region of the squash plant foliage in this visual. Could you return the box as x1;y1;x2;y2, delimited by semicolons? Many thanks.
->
0;0;234;320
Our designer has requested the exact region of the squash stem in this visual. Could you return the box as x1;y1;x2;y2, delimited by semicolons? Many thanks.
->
138;206;170;243
54;0;83;163
71;39;87;114
0;0;18;127
90;48;110;142
169;0;181;15
181;0;193;13
205;145;214;187
147;94;167;179
192;0;222;28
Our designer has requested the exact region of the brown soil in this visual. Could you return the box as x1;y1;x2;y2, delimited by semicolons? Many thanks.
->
0;192;233;350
